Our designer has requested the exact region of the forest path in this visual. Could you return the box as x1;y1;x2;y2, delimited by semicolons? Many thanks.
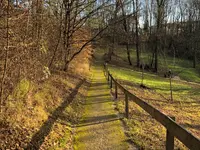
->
73;61;136;150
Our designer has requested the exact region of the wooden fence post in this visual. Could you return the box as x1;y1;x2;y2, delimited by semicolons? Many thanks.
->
103;65;106;76
166;116;175;150
110;76;112;88
125;92;129;119
115;81;118;99
105;66;108;77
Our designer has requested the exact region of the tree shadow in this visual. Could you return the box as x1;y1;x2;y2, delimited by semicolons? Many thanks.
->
89;86;109;91
89;87;109;91
90;82;107;87
25;79;86;150
87;93;110;98
119;80;200;105
75;114;122;127
180;123;200;130
83;99;111;105
188;89;200;95
142;98;200;106
142;98;169;104
82;114;118;123
118;80;140;88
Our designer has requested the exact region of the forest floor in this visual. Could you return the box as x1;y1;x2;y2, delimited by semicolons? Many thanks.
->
0;48;92;149
73;60;136;150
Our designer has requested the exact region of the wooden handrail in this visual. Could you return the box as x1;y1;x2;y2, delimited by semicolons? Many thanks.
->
103;63;200;150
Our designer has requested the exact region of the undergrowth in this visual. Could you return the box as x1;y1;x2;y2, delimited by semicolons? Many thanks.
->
0;70;89;149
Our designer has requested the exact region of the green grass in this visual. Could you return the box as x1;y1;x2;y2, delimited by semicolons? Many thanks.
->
97;47;200;149
105;46;200;101
112;46;200;83
172;66;200;82
108;65;200;149
108;65;197;98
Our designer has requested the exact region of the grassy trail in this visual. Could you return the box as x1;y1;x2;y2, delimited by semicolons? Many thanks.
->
74;62;135;150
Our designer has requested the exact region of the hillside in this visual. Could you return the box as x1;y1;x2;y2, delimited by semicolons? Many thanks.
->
0;46;92;149
100;47;200;149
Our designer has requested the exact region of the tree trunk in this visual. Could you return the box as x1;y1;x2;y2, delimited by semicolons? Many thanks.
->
120;0;132;65
0;0;9;112
150;51;154;68
135;0;140;67
155;44;158;72
64;60;69;71
49;4;63;68
108;0;119;62
193;47;196;68
126;43;132;65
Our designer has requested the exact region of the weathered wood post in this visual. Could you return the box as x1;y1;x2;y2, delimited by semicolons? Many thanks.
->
125;92;129;118
110;75;112;89
169;70;173;102
166;116;175;150
105;64;108;77
103;64;106;76
115;81;118;99
108;71;110;82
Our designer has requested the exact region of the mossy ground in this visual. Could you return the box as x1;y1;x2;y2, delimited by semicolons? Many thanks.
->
73;61;135;150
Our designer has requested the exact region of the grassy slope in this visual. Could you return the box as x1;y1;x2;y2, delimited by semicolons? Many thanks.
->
0;49;91;149
98;47;200;149
40;77;88;150
0;71;88;149
114;46;200;82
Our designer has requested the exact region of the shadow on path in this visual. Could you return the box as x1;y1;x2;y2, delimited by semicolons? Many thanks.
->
87;93;110;98
83;100;111;105
75;118;122;127
25;79;86;150
75;113;123;128
81;114;118;124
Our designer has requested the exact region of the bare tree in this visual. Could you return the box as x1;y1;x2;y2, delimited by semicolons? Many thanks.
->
134;0;140;67
0;0;9;112
119;0;132;65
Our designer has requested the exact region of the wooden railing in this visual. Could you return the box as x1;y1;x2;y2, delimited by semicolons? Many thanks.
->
103;64;200;150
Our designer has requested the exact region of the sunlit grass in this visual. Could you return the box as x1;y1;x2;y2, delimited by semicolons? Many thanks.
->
108;65;194;97
99;47;200;149
108;64;200;149
112;46;200;83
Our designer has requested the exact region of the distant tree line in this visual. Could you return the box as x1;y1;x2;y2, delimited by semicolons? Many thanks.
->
99;0;200;72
